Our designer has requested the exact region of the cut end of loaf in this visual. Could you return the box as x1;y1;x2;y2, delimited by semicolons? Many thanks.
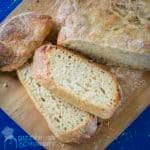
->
61;39;150;70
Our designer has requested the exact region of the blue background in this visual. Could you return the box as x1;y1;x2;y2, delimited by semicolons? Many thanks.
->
0;109;45;150
0;0;150;149
0;0;22;21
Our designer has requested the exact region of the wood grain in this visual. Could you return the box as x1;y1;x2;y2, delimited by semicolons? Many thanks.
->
0;0;150;149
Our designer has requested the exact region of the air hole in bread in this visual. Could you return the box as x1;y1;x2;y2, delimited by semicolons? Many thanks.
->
80;118;83;122
41;97;45;102
37;83;40;87
64;127;67;131
55;117;60;122
100;88;105;94
57;55;61;58
59;115;62;119
113;27;119;31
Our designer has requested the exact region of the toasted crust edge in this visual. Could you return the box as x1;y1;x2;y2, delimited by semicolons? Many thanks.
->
33;44;121;119
17;64;98;143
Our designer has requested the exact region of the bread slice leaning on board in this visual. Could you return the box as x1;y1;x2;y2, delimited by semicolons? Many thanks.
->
17;63;98;143
57;0;150;70
33;44;121;119
0;12;53;72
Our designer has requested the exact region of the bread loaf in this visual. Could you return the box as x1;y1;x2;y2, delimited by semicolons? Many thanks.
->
57;0;150;70
0;12;53;71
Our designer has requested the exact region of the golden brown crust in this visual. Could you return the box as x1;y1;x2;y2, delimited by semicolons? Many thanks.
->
57;0;150;52
17;63;98;143
0;12;53;71
33;43;121;119
57;0;150;70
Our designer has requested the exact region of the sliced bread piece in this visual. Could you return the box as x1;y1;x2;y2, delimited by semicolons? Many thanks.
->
33;44;121;119
0;12;53;72
57;0;150;70
17;63;97;143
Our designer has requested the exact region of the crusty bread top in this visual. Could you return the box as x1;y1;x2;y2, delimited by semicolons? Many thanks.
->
57;0;150;53
33;44;121;118
0;12;53;71
17;63;97;143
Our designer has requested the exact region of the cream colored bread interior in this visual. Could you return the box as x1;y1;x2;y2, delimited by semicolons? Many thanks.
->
18;63;96;139
62;40;150;70
49;48;118;109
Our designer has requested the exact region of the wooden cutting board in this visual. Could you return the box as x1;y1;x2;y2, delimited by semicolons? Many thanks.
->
0;0;150;149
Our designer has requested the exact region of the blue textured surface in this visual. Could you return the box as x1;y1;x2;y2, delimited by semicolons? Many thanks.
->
0;1;150;150
0;0;22;21
0;109;45;150
107;107;150;150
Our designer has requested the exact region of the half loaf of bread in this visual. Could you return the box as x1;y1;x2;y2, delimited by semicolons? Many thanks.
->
57;0;150;70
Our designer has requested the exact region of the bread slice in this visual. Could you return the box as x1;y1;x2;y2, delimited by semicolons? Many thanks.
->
57;0;150;70
17;63;97;143
0;12;53;72
33;44;121;119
